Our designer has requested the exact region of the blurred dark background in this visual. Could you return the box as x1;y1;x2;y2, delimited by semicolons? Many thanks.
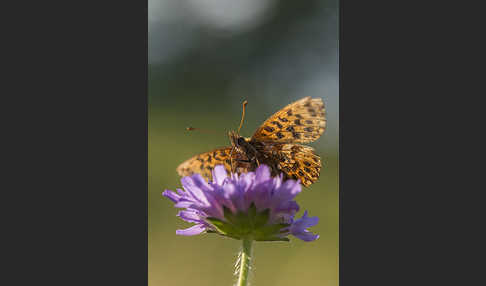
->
149;1;338;285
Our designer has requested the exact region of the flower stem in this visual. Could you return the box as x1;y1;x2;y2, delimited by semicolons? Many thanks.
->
236;238;253;286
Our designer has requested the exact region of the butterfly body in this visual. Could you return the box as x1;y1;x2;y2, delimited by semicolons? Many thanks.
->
229;134;279;176
228;131;257;164
177;97;326;187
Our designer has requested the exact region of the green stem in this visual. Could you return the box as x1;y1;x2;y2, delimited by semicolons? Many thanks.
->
236;238;253;286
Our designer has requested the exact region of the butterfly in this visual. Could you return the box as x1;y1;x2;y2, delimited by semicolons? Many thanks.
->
176;96;326;187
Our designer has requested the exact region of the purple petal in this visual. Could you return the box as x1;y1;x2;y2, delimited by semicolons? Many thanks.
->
181;174;224;219
290;211;319;242
222;181;246;211
176;224;206;236
180;175;210;206
191;173;213;192
200;194;225;220
221;181;237;198
174;201;196;209
162;189;180;203
273;173;284;190
247;180;274;210
211;185;237;213
292;211;319;228
188;175;225;219
238;172;257;209
271;179;301;208
269;201;300;224
293;231;320;242
177;210;204;223
274;200;300;214
238;172;255;192
254;164;271;185
211;165;228;185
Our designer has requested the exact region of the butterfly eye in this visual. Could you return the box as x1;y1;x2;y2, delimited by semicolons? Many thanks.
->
237;137;246;146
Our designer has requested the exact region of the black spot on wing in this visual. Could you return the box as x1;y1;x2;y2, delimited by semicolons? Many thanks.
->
272;121;283;129
264;126;275;132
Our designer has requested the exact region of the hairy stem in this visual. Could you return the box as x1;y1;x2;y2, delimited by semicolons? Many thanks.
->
236;238;253;286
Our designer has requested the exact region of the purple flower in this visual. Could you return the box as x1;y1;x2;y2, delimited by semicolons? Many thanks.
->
163;164;319;242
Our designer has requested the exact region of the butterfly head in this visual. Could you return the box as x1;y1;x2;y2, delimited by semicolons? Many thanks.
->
228;131;246;149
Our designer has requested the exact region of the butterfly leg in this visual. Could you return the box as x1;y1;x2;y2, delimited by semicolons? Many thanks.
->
235;157;260;166
247;144;260;166
229;147;235;173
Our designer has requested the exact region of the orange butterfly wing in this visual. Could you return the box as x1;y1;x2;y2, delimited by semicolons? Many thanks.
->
251;97;326;143
250;97;326;186
261;143;322;187
176;147;250;182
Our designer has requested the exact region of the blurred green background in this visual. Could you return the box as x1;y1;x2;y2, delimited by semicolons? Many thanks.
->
149;1;338;285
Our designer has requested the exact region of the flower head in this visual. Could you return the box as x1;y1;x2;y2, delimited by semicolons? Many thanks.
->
163;164;319;242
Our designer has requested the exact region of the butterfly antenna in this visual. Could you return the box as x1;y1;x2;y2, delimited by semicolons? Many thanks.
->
186;127;219;134
237;100;248;134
